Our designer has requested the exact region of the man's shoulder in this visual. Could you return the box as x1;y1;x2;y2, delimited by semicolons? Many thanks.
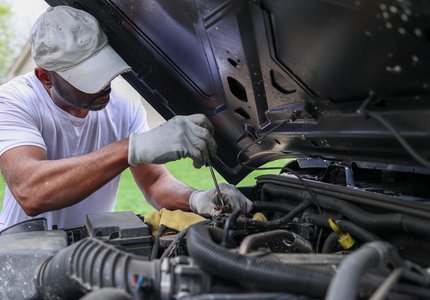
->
0;73;41;102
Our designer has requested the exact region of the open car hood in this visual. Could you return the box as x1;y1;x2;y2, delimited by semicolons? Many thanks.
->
46;0;430;183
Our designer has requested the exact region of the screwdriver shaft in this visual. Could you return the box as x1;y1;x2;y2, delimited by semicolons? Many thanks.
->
208;159;225;207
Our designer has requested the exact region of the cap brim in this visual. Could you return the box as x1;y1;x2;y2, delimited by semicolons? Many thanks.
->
57;45;131;94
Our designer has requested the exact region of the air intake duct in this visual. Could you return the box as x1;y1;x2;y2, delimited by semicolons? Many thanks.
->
37;238;160;300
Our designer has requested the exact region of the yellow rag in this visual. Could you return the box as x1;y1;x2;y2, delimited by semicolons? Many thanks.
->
144;208;206;236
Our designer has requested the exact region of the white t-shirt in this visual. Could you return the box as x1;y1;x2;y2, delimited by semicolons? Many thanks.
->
0;72;149;230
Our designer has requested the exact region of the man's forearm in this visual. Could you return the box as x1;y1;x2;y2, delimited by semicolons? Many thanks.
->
1;139;130;215
131;164;194;212
148;174;194;211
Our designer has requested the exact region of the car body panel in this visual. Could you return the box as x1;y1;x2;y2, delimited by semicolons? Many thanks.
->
46;0;430;183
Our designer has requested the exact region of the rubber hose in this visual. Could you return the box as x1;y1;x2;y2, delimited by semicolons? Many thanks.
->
222;208;242;246
186;224;332;297
321;232;339;253
305;213;380;242
244;200;311;229
79;288;131;300
37;237;160;300
263;183;430;236
336;219;380;242
252;201;296;213
325;241;395;300
151;224;167;260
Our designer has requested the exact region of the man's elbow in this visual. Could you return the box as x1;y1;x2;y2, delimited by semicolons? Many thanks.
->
14;188;44;216
19;199;43;217
22;205;42;217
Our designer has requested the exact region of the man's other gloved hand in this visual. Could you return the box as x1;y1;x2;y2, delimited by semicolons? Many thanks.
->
189;183;253;217
128;114;217;168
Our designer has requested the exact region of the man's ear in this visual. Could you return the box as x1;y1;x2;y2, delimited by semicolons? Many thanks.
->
34;68;52;88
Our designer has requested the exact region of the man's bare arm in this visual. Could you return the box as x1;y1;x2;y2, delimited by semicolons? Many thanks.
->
0;140;129;216
130;163;194;211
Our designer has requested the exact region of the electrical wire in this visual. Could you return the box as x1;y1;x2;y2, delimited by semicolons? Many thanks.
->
221;208;242;247
358;96;430;168
150;225;167;260
235;120;321;213
235;119;323;250
160;220;210;259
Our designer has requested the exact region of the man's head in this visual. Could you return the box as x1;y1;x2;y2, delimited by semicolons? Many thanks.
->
36;69;112;112
30;6;130;95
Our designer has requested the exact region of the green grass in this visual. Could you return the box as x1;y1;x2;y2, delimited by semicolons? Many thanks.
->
0;158;288;216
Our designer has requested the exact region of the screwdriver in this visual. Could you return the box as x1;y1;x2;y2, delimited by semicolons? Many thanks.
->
207;157;225;208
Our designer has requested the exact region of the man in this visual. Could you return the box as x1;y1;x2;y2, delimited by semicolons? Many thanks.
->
0;6;252;230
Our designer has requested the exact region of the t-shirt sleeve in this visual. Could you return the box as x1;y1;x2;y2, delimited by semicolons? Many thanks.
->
0;84;47;156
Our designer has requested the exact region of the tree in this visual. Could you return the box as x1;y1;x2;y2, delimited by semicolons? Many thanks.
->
0;1;12;77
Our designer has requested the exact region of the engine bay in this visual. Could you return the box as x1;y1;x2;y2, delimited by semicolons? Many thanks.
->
1;161;430;300
1;0;429;299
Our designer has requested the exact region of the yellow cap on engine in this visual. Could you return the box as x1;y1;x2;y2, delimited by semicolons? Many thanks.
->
328;218;355;250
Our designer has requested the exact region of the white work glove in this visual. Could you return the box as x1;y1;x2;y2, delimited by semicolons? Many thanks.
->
189;183;253;217
128;114;217;168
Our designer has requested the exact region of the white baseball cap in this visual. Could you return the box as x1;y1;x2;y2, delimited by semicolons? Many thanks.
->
30;6;131;94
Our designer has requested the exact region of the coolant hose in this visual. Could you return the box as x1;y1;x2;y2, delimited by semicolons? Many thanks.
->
325;241;396;300
186;224;332;297
321;232;339;253
37;237;160;300
261;183;430;236
305;213;381;243
240;200;311;229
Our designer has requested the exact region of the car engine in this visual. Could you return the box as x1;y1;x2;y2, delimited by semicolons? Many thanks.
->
1;160;430;300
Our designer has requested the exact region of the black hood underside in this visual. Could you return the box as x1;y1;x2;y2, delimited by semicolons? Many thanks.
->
46;0;430;183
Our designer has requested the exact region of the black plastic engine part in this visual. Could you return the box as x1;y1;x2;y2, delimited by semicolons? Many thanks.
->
37;237;214;300
37;237;160;300
0;217;47;236
85;211;152;257
186;224;333;297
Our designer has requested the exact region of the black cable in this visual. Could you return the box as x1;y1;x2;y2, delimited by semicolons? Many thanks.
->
221;208;242;247
160;228;187;260
281;167;323;248
234;116;322;245
160;220;210;259
240;164;321;215
358;96;430;168
315;226;324;254
150;225;167;260
282;167;321;214
240;200;311;230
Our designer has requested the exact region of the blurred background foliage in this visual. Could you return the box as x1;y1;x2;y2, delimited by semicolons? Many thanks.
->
0;1;13;76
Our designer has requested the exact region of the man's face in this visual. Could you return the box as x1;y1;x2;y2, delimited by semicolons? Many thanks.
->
50;72;111;111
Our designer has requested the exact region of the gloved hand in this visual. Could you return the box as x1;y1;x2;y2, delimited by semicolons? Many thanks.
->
128;114;217;168
189;183;253;217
